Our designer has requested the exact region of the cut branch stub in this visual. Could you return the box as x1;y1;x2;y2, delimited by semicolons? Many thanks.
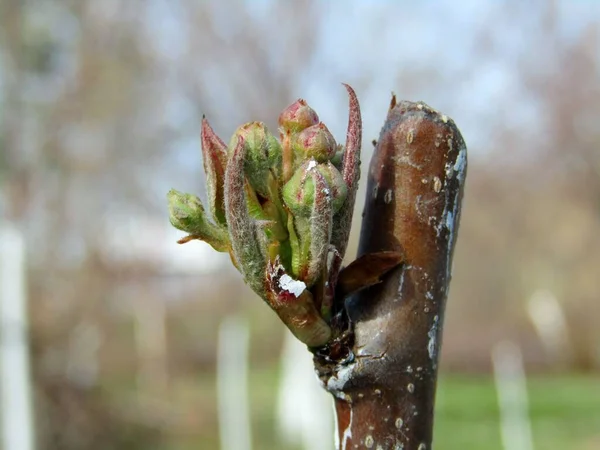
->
316;98;467;450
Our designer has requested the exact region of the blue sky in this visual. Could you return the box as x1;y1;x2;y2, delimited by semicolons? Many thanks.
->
144;0;599;177
1;0;598;269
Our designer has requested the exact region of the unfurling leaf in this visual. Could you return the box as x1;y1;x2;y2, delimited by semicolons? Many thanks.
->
229;122;282;198
167;189;229;252
224;136;267;297
201;118;228;225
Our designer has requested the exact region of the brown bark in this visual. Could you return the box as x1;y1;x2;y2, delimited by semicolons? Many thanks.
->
315;98;467;449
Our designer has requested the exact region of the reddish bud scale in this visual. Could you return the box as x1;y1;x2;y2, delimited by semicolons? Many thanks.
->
330;84;362;262
201;118;228;225
224;136;267;297
265;258;332;347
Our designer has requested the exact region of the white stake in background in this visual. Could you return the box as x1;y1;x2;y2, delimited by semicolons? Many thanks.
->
217;316;252;450
277;330;334;450
0;224;35;450
527;289;571;367
492;340;534;450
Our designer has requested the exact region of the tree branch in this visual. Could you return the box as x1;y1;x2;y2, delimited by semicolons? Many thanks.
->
316;97;467;450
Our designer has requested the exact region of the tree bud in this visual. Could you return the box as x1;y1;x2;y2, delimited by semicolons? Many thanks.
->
294;122;337;163
167;189;229;252
330;145;344;171
282;160;348;216
229;122;282;197
278;99;319;133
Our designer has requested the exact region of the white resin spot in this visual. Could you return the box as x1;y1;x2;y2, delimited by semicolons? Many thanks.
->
327;363;356;400
433;176;442;193
384;189;393;204
372;183;379;199
341;408;353;450
395;417;403;429
279;275;306;297
428;315;439;361
454;147;467;181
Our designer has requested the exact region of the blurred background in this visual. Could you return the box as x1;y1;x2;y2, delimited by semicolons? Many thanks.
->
1;0;599;449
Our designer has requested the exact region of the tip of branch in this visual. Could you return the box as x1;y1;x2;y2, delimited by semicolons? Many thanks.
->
389;92;397;110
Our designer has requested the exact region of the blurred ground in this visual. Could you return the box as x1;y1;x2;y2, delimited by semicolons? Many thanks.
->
1;0;599;448
190;366;600;450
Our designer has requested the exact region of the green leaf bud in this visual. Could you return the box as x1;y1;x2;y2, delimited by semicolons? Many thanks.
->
167;189;229;252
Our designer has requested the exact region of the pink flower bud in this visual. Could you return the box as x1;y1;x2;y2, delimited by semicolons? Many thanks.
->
278;99;319;133
294;122;337;163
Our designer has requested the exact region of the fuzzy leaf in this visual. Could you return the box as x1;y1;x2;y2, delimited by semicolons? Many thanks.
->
287;213;302;278
229;122;282;198
201;117;228;225
318;247;343;322
331;83;362;260
224;136;267;296
304;168;333;288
